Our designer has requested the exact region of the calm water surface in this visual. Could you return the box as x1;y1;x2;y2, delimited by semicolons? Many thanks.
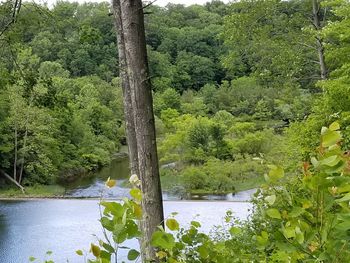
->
0;200;252;263
0;156;256;262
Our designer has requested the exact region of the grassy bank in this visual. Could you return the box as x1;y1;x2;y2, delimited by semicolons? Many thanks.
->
0;185;66;198
160;172;263;194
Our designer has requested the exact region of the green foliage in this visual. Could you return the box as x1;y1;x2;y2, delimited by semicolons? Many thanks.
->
74;183;142;263
35;124;350;262
0;53;123;185
151;122;350;262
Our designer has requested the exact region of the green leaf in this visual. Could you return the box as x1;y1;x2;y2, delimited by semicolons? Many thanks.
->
311;157;318;167
264;194;276;205
166;218;179;231
130;188;142;202
321;130;341;147
198;245;209;259
336;193;350;202
76;250;83;256
127;249;140;261
282;226;296;239
151;231;176;250
320;155;340;167
122;210;128;225
229;226;242;235
29;257;36;262
100;202;124;218
102;243;115;254
266;208;281;219
289;207;304;218
267;165;284;182
91;243;101;258
295;227;304;244
256;231;268;248
329;122;340;131
191;221;201;228
46;251;53;255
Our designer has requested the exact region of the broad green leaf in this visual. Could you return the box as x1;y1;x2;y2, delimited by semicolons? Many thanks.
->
264;194;276;205
191;221;201;228
266;208;281;219
100;202;124;218
289;207;304;218
295;227;304;244
311;157;318;167
282;226;295;238
338;184;350;193
91;243;101;258
229;226;242;235
166;218;179;231
100;250;111;261
132;203;142;219
320;155;340;167
130;188;142;202
336;193;350;202
29;257;36;262
198;245;209;259
102;243;115;254
256;231;268;247
267;165;284;182
321;130;341;147
261;231;268;240
76;250;83;256
127;249;140;261
329;122;340;131
151;231;176;250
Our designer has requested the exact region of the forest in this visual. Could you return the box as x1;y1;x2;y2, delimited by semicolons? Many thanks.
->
1;0;350;262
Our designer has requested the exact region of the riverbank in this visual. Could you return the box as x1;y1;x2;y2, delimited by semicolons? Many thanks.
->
0;185;66;198
0;177;262;199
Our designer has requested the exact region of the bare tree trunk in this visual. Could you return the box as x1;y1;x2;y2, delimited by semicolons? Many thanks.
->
120;0;164;261
18;123;28;184
312;0;328;80
1;169;25;193
111;0;139;177
13;123;18;182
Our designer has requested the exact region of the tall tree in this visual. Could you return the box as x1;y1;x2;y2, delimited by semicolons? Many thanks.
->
312;0;328;80
113;0;164;261
111;0;139;177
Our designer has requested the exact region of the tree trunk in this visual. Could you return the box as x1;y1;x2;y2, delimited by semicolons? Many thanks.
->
312;0;328;80
13;123;18;182
0;169;25;193
119;0;164;261
111;0;139;177
18;117;29;184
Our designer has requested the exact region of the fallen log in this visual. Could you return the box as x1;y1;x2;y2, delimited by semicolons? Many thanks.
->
0;169;25;193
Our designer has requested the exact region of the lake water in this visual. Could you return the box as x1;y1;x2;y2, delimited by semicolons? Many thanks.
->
0;200;252;263
0;157;256;262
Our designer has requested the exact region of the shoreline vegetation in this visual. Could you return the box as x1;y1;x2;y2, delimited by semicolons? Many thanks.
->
0;179;262;199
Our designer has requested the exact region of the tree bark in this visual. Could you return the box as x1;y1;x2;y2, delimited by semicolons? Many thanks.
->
312;0;328;80
111;0;139;177
119;0;164;261
0;169;25;193
18;107;30;184
13;124;18;182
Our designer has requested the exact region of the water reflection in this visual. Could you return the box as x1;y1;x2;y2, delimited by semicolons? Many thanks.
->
64;157;257;201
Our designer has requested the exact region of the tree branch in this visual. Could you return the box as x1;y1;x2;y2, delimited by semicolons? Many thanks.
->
0;169;25;193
